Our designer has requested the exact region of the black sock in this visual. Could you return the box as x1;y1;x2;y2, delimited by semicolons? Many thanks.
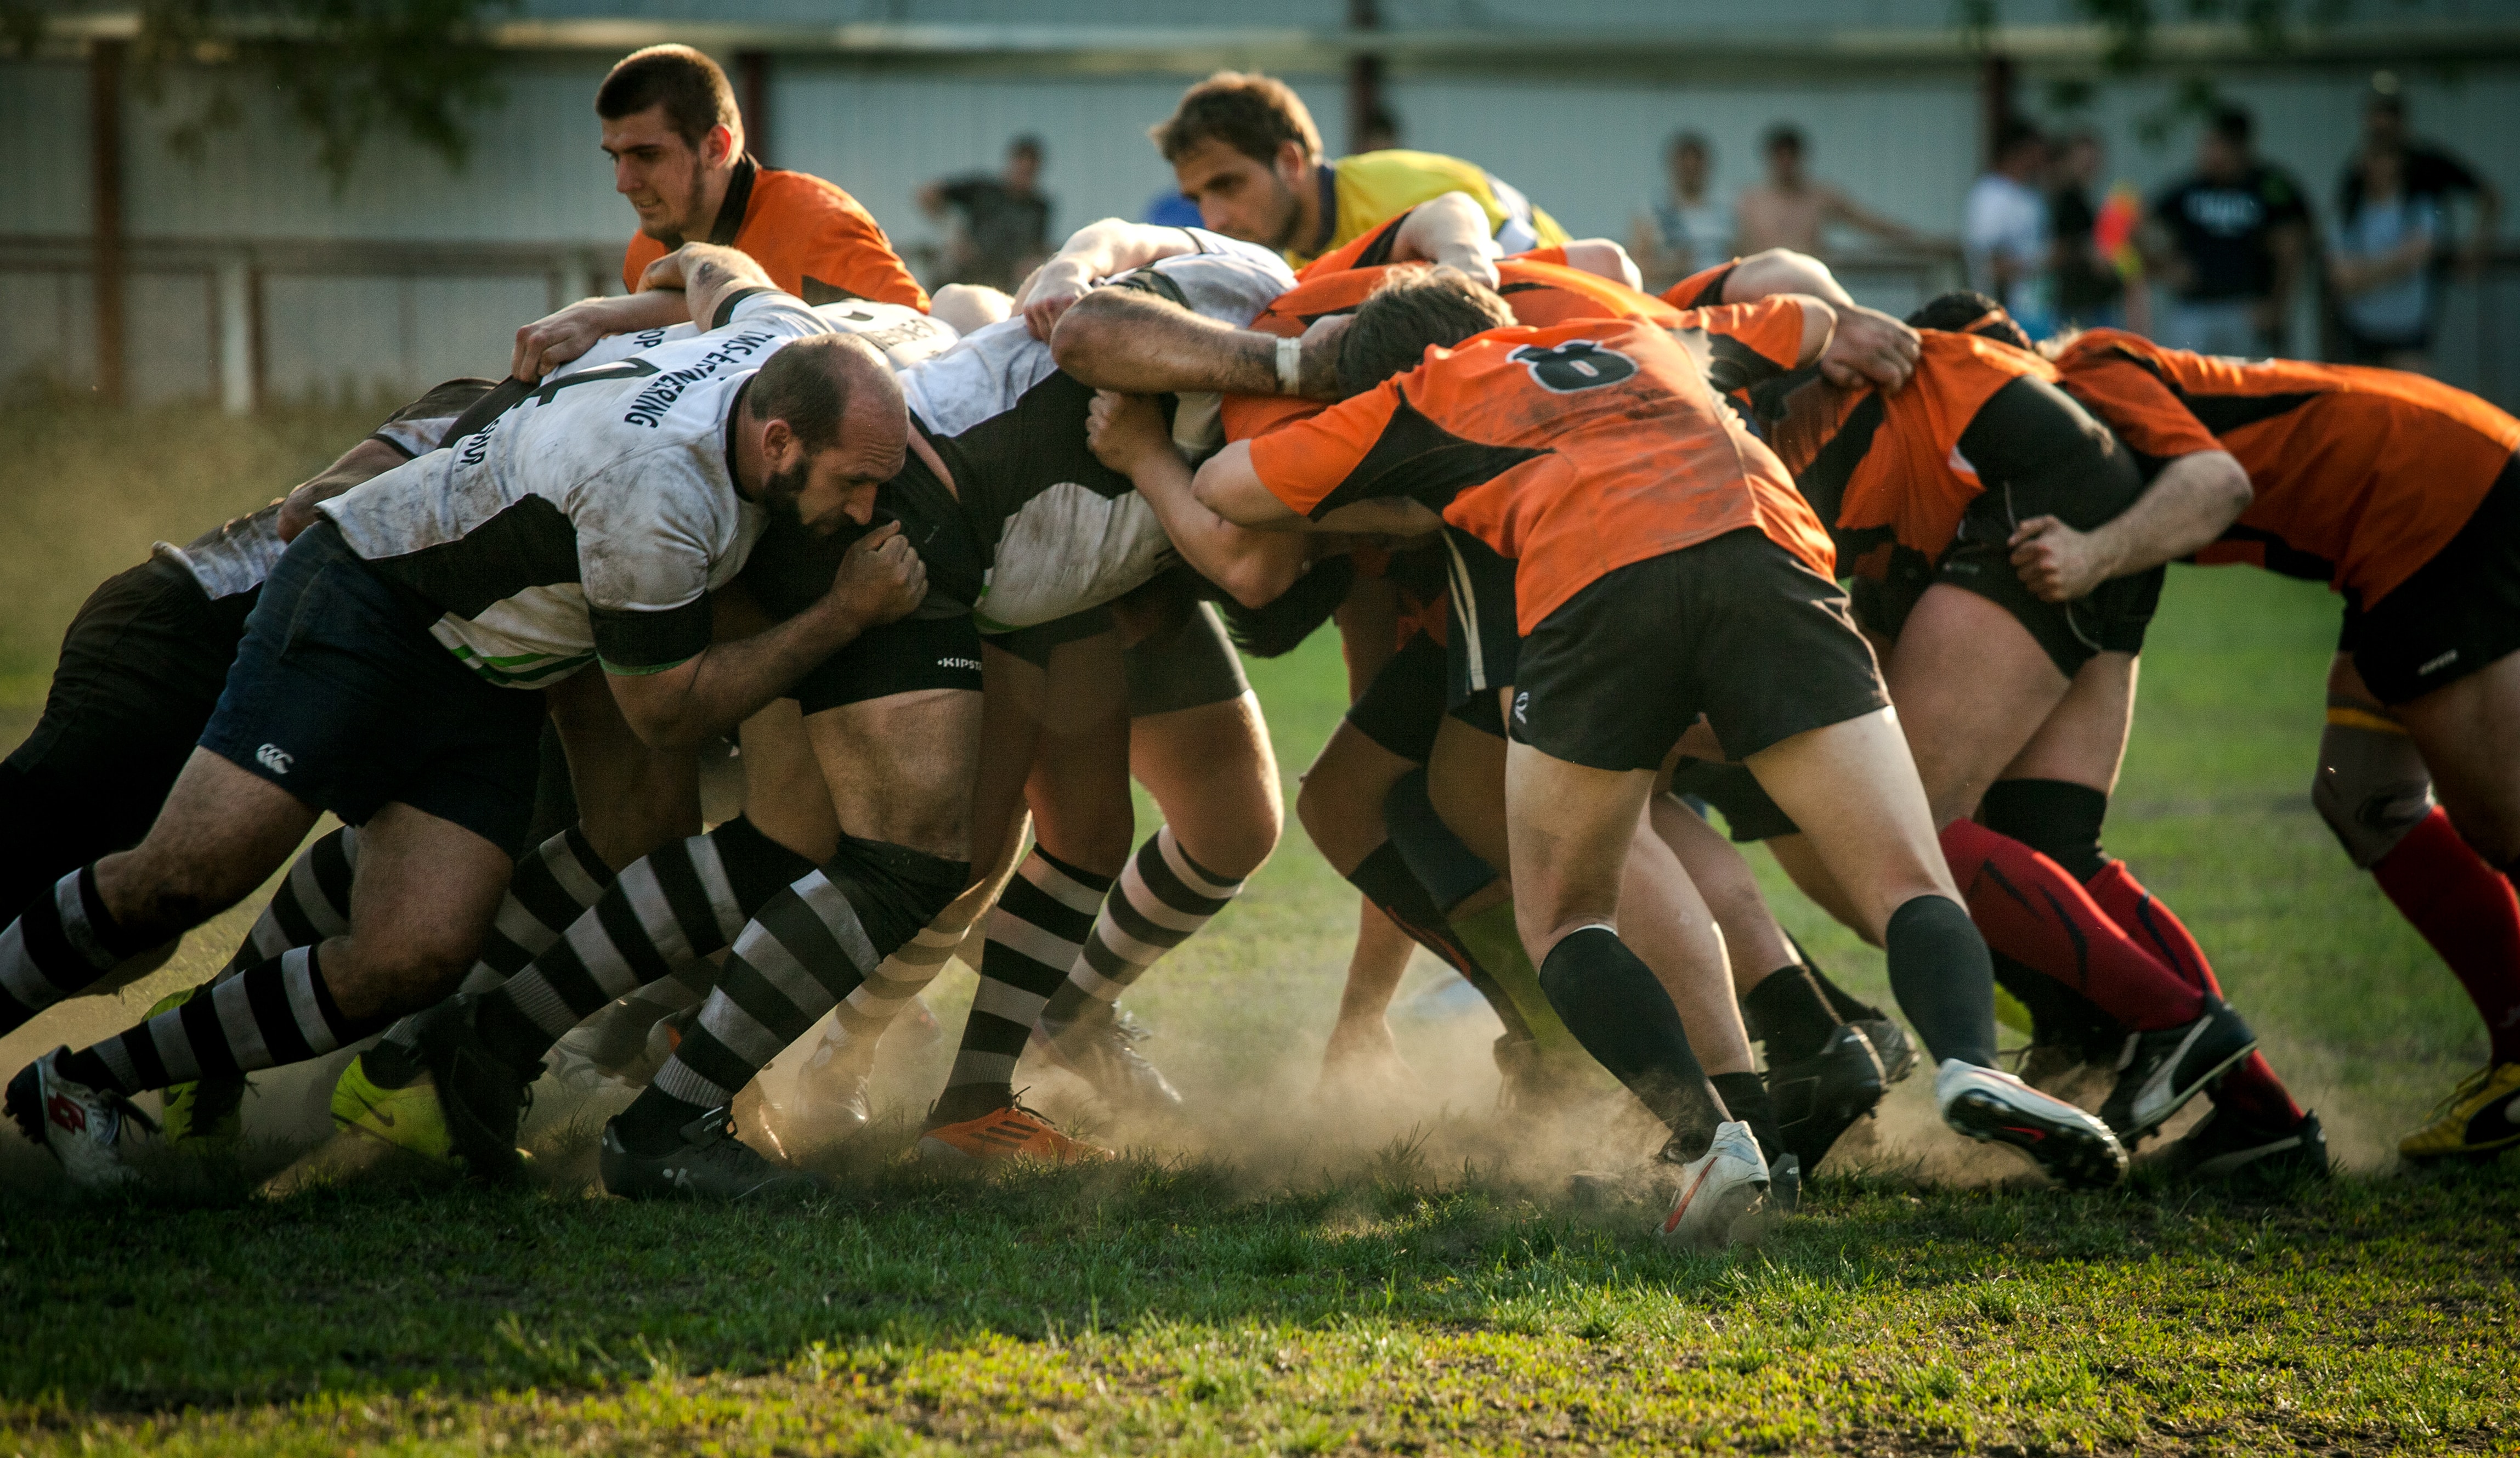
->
935;846;1112;1126
1346;842;1533;1040
1536;925;1725;1160
1785;933;1885;1024
1383;769;1498;913
76;945;389;1095
1709;1070;1782;1166
1979;779;2111;883
1884;895;1998;1067
0;865;158;1036
1741;964;1843;1063
611;1085;711;1156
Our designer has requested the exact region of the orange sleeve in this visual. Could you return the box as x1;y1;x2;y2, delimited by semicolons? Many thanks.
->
622;233;665;295
1247;385;1407;519
1663;259;1738;310
1221;393;1326;443
788;186;930;310
1681;299;1807;372
1513;245;1570;267
1298;212;1411;279
2057;355;2222;460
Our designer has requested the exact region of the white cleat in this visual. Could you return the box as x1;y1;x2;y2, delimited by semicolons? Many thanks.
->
6;1048;158;1191
1656;1120;1770;1252
1935;1058;2127;1189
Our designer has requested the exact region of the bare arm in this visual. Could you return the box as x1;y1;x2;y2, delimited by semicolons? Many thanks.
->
1052;286;1350;399
1012;218;1202;337
274;437;411;542
638;242;780;341
511;290;692;382
1191;440;1303;528
1387;191;1503;286
1086;391;1309;607
604;523;927;750
1559;238;1644;291
1822;185;1930;248
1714;250;1916;390
1723;247;1854;306
2006;450;2254;602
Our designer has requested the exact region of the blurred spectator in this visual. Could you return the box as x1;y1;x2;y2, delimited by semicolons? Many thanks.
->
2329;142;2442;370
1354;106;1403;155
2048;127;2151;335
918;134;1054;291
2140;106;2309;356
1962;118;2054;338
2347;74;2501;276
1631;131;1734;294
1735;122;1934;258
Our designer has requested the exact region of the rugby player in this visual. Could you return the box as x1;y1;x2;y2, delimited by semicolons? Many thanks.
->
1150;71;1565;271
2023;321;2520;1163
5;253;925;1188
1194;268;2128;1240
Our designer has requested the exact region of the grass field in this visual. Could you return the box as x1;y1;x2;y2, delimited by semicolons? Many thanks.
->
2;403;2516;1454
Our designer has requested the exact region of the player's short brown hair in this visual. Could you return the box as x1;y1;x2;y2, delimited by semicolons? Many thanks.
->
597;44;740;149
750;335;890;454
1150;71;1323;167
1337;265;1518;397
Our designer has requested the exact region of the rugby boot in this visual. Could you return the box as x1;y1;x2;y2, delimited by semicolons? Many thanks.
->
1856;1016;1918;1084
2399;1062;2520;1162
411;993;540;1182
1764;1023;1885;1169
146;984;249;1146
7;1048;158;1191
2161;1107;2330;1184
328;1052;456;1167
918;1101;1110;1165
1765;1151;1803;1216
789;1022;878;1142
2098;997;2258;1144
1039;1002;1182;1114
599;1105;817;1201
1657;1120;1770;1252
1935;1058;2127;1189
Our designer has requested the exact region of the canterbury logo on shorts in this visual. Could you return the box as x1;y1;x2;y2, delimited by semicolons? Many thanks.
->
1514;691;1530;723
255;743;294;775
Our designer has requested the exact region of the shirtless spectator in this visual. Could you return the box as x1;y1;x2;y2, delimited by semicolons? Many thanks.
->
1735;124;1938;259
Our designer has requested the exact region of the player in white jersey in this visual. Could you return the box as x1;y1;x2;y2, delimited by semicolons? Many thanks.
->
5;252;933;1189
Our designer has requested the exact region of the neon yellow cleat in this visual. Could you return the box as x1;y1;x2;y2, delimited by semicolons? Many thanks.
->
149;983;249;1146
2399;1062;2520;1162
328;1054;457;1166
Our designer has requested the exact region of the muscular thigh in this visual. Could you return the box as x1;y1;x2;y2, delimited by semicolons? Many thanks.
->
807;688;984;861
1884;584;2071;824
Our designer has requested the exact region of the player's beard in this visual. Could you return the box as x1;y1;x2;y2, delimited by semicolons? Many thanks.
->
762;457;815;530
1264;173;1306;253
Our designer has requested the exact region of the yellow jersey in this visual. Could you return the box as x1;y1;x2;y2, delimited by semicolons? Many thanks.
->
1286;149;1567;271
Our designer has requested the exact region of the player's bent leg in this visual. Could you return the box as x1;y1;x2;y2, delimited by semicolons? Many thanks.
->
1882;585;2072;828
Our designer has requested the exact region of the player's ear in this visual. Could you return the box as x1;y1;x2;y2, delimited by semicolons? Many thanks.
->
760;415;797;465
705;122;738;169
1275;139;1309;187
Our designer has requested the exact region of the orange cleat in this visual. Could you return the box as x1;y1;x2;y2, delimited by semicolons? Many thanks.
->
916;1103;1110;1165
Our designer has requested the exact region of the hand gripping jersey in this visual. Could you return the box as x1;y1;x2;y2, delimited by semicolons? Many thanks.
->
2051;328;2520;607
558;298;960;381
1222;209;1810;444
1749;330;2098;575
151;378;497;604
894;228;1296;630
622;157;928;310
1247;318;1834;635
1288;150;1568;272
320;290;834;688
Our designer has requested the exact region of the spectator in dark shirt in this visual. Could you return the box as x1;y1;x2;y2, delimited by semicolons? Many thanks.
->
918;134;1054;292
2345;75;2501;275
2048;127;2151;335
2140;106;2310;355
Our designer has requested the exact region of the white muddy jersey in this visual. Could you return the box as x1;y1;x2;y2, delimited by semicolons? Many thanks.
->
561;297;958;380
319;290;829;688
896;228;1295;629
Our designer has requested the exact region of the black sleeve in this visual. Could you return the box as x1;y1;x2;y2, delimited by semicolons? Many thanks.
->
591;597;716;674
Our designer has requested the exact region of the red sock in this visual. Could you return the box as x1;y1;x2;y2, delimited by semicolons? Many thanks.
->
2083;860;2303;1126
1939;820;2205;1032
2372;808;2520;1065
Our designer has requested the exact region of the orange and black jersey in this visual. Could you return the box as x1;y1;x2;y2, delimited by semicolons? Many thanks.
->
2052;328;2520;606
1747;330;2125;576
622;157;929;310
1247;319;1834;635
1225;210;1810;443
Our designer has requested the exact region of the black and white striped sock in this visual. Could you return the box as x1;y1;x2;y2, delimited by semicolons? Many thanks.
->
1038;827;1242;1035
63;945;390;1095
214;825;361;980
931;847;1113;1124
471;817;817;1070
615;838;967;1152
0;864;163;1037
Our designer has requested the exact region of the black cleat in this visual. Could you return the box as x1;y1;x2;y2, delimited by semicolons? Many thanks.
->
414;994;540;1182
1855;1017;1918;1084
1040;1002;1182;1114
2099;997;2258;1144
599;1105;818;1200
2161;1107;2329;1185
1764;1024;1886;1169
